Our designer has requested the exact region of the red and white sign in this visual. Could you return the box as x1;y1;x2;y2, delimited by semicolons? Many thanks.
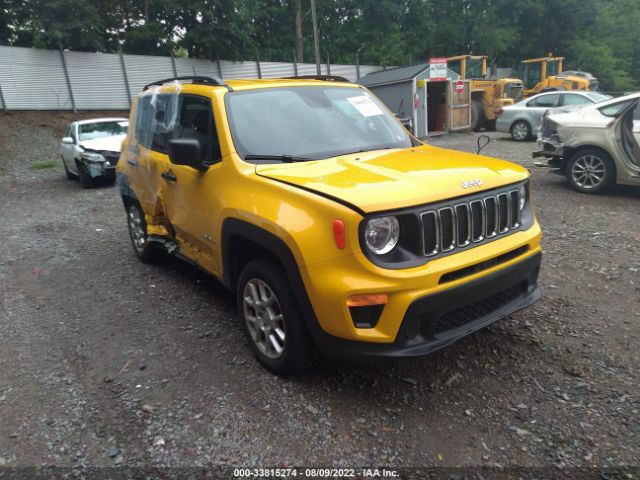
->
455;80;465;94
429;58;448;81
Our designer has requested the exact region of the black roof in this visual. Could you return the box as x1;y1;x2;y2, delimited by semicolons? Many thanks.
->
358;63;430;86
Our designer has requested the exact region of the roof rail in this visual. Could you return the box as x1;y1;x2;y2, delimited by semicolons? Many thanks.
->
285;75;351;83
143;76;232;91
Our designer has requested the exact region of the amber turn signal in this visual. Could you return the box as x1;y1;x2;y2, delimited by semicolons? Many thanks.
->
347;293;389;307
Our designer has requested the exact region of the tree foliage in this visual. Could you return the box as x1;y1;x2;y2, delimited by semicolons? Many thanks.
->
1;0;638;90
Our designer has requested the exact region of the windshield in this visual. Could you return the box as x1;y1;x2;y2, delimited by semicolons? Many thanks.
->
467;59;484;78
78;121;128;141
226;86;413;162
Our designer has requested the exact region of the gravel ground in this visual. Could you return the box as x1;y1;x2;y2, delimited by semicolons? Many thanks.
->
0;111;639;478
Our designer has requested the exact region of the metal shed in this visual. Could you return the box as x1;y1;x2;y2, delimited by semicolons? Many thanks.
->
359;63;470;138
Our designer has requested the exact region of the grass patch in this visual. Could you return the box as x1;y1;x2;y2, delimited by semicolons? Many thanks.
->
30;161;57;170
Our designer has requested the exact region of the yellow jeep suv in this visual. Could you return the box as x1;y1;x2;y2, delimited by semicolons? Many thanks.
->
116;75;542;375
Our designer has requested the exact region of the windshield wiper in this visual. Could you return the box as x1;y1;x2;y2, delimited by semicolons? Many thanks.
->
244;154;312;163
333;147;396;157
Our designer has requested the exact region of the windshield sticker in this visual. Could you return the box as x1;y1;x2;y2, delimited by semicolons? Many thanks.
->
347;96;384;117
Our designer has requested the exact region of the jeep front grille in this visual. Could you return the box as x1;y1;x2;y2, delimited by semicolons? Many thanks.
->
421;186;523;258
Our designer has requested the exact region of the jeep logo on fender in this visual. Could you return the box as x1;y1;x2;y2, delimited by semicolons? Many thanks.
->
461;179;483;189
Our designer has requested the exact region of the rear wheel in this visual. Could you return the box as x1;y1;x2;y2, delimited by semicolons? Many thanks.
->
510;120;531;141
126;201;164;263
237;259;314;375
566;149;615;194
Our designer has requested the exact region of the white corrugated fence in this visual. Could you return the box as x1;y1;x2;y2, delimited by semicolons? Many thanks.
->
0;45;382;110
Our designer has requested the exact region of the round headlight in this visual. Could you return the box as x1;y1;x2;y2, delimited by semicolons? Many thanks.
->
518;184;527;211
365;216;400;255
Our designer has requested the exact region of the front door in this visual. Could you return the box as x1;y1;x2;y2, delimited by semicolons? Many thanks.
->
61;123;79;174
160;94;224;275
448;80;471;131
609;99;640;176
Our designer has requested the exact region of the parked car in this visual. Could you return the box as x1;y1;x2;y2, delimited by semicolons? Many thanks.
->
557;70;600;91
117;75;542;375
534;92;640;193
60;118;128;187
496;91;611;141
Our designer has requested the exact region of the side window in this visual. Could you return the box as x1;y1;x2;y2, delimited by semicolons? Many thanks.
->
599;100;636;118
527;94;560;108
133;93;177;152
134;95;154;149
69;125;77;143
562;94;593;106
633;103;640;121
173;95;221;164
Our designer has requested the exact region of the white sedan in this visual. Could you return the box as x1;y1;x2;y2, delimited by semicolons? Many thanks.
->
496;91;611;141
60;118;128;187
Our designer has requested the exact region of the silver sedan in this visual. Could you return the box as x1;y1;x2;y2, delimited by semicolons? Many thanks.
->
496;91;611;141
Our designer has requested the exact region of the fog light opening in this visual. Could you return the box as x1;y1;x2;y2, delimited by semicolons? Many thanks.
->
347;294;388;329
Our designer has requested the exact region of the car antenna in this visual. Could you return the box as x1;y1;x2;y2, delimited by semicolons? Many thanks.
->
477;134;491;154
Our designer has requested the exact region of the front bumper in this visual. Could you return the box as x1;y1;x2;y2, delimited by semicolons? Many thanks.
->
313;251;541;360
84;162;117;179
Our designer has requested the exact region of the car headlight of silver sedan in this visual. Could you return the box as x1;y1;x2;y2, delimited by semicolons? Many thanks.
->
80;152;106;163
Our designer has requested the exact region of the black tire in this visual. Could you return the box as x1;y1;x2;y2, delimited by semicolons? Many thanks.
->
470;99;485;131
510;120;531;141
62;157;76;180
125;200;165;263
237;259;314;376
76;160;96;188
566;148;616;194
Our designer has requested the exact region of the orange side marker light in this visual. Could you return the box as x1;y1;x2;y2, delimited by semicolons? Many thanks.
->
333;219;346;249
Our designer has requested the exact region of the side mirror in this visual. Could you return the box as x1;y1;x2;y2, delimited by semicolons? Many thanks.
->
62;137;74;144
168;139;207;171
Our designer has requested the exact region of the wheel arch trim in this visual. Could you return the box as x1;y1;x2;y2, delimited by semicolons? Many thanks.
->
220;218;325;340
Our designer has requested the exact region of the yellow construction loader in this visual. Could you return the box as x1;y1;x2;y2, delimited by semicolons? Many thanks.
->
521;56;597;96
447;54;523;131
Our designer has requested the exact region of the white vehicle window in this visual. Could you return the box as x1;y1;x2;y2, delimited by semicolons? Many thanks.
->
527;94;560;108
78;121;128;141
599;99;637;118
587;92;612;102
562;94;593;106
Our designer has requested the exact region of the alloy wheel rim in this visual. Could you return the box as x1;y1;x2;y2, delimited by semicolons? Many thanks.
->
512;123;528;140
128;206;146;252
243;278;286;359
572;155;606;189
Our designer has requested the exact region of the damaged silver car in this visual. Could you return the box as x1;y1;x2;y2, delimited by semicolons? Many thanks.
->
534;93;640;193
60;118;128;188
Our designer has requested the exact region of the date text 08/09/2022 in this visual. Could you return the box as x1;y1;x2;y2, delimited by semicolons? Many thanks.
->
233;467;400;478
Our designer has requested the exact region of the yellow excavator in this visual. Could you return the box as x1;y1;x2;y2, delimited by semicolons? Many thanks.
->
447;54;523;131
521;56;597;96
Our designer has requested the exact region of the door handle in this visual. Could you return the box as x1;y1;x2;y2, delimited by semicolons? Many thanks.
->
127;159;138;166
161;171;177;182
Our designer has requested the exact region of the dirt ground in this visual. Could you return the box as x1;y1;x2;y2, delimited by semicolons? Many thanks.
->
0;111;639;478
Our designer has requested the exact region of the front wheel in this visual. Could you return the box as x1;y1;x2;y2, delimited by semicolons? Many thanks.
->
510;120;531;141
566;149;615;194
126;201;164;263
470;100;485;131
62;157;76;180
76;160;96;188
237;259;314;375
